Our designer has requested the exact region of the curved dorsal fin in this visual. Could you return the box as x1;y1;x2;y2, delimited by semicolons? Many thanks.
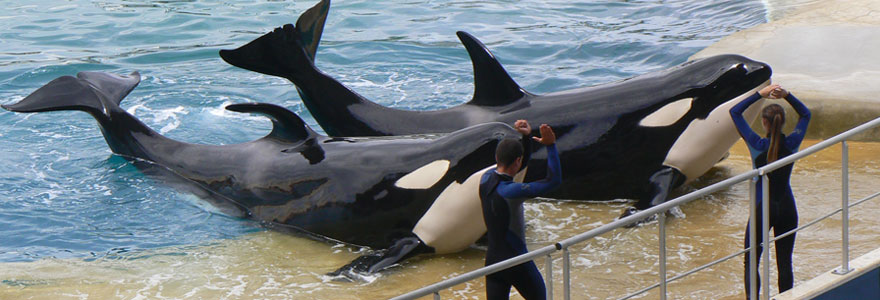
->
457;31;526;106
225;103;319;143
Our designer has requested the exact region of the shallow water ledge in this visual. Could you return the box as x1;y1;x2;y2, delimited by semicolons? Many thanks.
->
691;0;880;141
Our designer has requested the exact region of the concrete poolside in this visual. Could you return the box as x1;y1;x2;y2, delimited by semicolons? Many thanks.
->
692;0;880;141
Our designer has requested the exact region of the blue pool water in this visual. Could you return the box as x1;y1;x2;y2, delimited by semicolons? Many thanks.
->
0;0;769;263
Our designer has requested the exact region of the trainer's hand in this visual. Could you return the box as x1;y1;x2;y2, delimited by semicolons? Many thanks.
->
514;119;531;136
759;84;788;99
532;124;556;145
771;86;789;98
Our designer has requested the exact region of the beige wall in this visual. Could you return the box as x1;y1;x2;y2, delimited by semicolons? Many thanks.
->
691;0;880;141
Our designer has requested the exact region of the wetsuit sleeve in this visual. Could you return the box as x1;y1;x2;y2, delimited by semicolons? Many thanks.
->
783;93;811;151
519;134;533;173
496;144;562;201
729;92;765;149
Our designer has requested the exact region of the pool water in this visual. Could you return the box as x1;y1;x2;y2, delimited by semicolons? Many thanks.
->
4;0;869;299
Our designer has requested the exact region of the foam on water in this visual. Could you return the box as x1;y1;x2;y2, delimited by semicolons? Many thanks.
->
1;0;870;299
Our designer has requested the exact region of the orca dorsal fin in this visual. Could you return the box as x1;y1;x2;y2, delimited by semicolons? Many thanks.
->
225;103;319;143
457;31;526;107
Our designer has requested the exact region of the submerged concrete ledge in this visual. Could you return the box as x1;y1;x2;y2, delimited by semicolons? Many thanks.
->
775;247;880;300
691;0;880;141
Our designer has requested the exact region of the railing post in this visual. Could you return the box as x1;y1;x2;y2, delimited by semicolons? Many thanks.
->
749;176;758;300
563;247;571;300
392;118;880;300
761;174;770;300
834;141;852;275
546;254;553;300
659;211;667;300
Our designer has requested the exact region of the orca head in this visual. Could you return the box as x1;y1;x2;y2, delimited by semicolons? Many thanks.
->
656;55;772;183
683;55;772;119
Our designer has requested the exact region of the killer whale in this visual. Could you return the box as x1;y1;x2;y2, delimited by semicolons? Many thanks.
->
219;0;771;213
1;71;532;276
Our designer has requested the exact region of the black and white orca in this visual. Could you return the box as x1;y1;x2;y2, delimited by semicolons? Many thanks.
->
219;0;771;213
1;71;533;277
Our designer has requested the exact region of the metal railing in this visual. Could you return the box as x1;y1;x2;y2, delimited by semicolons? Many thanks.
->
393;117;880;300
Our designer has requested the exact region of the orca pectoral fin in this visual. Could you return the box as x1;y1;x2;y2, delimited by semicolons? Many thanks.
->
618;166;685;226
645;166;685;207
328;236;434;281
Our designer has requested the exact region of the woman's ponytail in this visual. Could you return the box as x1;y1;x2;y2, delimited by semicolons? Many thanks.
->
762;104;786;163
767;113;784;163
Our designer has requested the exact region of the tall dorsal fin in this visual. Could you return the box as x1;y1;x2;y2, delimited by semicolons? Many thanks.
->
457;31;526;106
225;103;319;143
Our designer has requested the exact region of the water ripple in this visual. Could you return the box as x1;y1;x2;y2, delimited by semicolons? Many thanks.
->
0;0;769;269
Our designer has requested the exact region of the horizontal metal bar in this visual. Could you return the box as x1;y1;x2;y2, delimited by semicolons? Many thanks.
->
758;117;880;174
621;190;880;300
391;245;557;300
394;116;880;300
852;191;880;207
620;247;763;300
769;191;880;243
557;169;759;249
559;117;880;250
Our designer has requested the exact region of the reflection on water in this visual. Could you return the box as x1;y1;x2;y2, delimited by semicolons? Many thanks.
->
2;139;878;299
0;0;873;299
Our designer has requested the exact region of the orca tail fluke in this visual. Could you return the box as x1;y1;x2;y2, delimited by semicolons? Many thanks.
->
328;236;434;281
2;71;140;118
219;0;329;80
220;1;391;137
3;71;152;157
294;0;330;62
220;24;308;80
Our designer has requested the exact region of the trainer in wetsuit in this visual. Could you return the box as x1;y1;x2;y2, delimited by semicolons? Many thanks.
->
730;84;810;297
479;120;562;300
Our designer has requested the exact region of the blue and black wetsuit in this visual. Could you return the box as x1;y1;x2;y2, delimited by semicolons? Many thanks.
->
479;142;562;300
730;92;810;296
